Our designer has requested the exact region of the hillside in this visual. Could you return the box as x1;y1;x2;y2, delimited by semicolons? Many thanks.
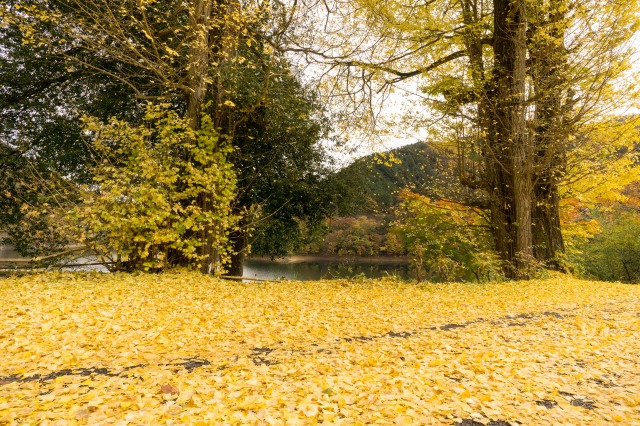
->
335;142;445;214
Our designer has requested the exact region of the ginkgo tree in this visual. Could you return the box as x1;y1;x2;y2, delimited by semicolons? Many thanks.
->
67;104;239;273
285;0;640;277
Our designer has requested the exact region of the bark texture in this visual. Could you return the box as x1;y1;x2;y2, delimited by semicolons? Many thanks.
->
459;0;571;277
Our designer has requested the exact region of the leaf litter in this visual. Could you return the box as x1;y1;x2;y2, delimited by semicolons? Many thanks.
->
0;272;639;424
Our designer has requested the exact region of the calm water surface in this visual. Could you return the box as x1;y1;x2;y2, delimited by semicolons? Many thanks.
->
1;245;412;280
243;258;412;281
0;245;108;272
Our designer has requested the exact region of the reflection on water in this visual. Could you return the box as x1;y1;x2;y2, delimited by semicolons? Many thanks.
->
243;258;412;281
1;245;411;280
0;245;108;272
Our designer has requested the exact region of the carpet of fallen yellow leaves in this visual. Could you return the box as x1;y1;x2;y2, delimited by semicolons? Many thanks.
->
1;272;639;425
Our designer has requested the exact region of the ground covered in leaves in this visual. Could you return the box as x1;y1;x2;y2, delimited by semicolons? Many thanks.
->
1;272;639;425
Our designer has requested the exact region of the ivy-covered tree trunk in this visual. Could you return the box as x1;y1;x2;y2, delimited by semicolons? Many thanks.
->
188;0;214;274
181;0;238;274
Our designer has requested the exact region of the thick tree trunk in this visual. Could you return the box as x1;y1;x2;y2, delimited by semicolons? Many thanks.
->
487;158;516;274
183;0;216;273
533;182;564;264
211;0;238;130
490;0;531;277
530;0;568;268
510;0;533;273
186;0;212;133
460;0;519;276
226;231;247;277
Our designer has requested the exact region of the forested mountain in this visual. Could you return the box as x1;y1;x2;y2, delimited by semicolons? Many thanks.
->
335;142;445;215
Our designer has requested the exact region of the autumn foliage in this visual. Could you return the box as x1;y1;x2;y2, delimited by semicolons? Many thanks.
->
67;105;238;273
393;190;502;282
1;272;639;424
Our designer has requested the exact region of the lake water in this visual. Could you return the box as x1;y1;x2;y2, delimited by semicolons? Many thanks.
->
1;245;412;280
0;245;109;273
243;257;413;281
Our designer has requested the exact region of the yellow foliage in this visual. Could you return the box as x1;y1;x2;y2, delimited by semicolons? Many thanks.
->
65;104;238;273
563;116;640;206
1;272;639;424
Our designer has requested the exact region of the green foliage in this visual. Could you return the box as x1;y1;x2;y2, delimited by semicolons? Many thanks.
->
0;146;72;258
0;3;147;257
335;142;444;215
392;190;502;282
0;8;143;184
231;61;337;258
67;104;238;273
252;218;329;258
0;1;154;257
576;208;640;284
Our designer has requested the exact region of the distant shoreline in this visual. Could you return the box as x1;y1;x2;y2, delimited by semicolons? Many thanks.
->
248;255;412;265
